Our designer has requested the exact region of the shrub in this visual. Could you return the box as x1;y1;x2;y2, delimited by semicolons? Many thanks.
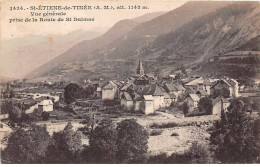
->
150;122;178;129
149;129;163;136
103;100;120;107
8;105;22;123
188;142;213;164
182;102;189;115
42;112;50;121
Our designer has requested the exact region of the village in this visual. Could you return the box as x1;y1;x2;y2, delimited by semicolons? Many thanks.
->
1;59;259;159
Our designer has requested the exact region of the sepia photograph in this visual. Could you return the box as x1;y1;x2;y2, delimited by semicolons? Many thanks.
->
0;0;259;164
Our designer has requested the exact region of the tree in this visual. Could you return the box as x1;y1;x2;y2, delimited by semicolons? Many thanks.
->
64;83;83;104
182;102;189;116
78;114;97;136
198;96;213;115
85;85;94;98
8;103;22;123
9;90;14;99
88;118;117;163
46;121;82;163
221;87;230;98
212;88;230;99
42;112;50;121
1;100;13;114
116;119;149;163
212;89;222;99
210;99;260;163
188;142;213;164
2;125;51;163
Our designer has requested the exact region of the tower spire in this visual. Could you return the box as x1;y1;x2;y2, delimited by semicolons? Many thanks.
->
136;59;144;75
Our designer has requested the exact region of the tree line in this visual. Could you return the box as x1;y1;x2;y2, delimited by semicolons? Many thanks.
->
1;97;260;163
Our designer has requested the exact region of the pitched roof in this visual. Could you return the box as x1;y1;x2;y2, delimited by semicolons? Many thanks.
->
122;92;133;101
163;93;170;99
185;87;197;93
102;81;118;89
39;100;53;106
133;93;142;101
168;93;177;99
211;79;231;88
112;80;123;87
165;83;178;92
120;82;133;91
175;84;185;91
141;85;165;96
196;90;208;96
185;77;203;86
143;95;153;101
187;94;200;102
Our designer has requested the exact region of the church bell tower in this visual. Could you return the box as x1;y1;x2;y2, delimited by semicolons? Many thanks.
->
136;59;144;75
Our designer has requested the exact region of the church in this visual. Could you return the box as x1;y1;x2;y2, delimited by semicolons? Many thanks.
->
133;59;150;85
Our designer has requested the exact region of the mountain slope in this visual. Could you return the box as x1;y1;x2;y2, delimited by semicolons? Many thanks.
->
26;12;166;79
96;1;233;60
27;1;259;82
138;2;260;69
0;30;103;78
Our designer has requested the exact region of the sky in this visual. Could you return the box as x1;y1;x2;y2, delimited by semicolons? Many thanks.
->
0;0;187;40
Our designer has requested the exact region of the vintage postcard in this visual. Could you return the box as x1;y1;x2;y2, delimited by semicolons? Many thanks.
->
0;0;259;164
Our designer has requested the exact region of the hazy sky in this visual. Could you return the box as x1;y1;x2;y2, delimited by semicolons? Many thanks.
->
1;0;187;40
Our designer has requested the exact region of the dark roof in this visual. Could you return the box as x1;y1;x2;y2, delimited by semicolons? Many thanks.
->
122;92;133;101
168;93;177;98
165;83;178;92
185;93;200;102
196;90;208;96
211;79;231;89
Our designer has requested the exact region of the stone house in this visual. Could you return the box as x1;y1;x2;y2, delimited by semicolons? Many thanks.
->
164;93;177;107
121;92;134;110
210;77;239;97
140;85;165;111
38;100;53;112
184;93;200;108
141;95;154;115
101;81;119;100
164;83;185;98
185;77;216;95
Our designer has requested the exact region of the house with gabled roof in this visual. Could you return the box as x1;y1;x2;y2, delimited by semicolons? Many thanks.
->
101;81;120;100
38;100;53;112
210;77;239;97
164;92;177;107
121;92;134;110
140;84;165;111
196;90;208;98
164;83;185;98
141;95;154;115
185;77;216;95
184;93;200;108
